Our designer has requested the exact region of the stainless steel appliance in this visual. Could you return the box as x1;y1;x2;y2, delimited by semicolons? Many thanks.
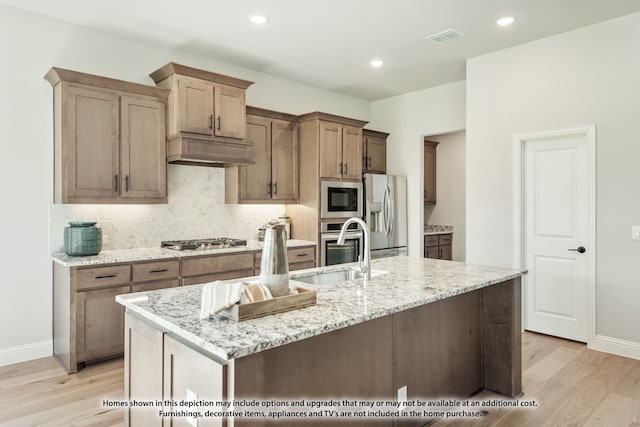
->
320;180;363;219
259;223;289;296
363;173;408;258
161;237;247;251
319;221;363;266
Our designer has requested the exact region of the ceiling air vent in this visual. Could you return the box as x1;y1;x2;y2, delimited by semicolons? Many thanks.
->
427;29;464;43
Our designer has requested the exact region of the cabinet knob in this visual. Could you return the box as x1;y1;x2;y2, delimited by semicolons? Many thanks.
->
344;163;348;174
209;114;213;130
114;175;119;192
273;182;278;195
125;175;129;192
217;115;221;131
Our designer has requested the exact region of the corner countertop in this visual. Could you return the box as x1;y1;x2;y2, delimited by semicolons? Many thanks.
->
116;256;526;362
424;225;454;236
51;239;316;267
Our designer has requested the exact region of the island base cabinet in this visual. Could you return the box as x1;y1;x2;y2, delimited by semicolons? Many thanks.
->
234;316;394;427
123;278;521;427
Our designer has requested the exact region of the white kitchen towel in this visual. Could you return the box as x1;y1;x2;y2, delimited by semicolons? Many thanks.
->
199;281;244;319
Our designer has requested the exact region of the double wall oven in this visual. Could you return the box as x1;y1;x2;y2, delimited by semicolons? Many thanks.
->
320;180;363;266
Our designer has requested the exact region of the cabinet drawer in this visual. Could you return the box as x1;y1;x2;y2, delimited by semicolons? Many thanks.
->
439;234;452;246
254;247;316;268
182;253;254;277
76;265;131;290
424;235;438;247
288;247;315;264
133;260;179;283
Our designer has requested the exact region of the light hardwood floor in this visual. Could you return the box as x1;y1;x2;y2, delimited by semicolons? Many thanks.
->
0;332;638;426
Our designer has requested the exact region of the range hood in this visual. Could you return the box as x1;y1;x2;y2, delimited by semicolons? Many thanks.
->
150;62;255;167
166;133;254;167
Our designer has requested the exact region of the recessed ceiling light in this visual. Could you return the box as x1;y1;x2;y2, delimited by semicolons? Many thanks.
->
370;59;384;68
496;16;516;26
249;15;268;24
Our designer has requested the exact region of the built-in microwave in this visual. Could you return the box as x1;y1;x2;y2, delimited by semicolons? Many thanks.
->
320;180;363;219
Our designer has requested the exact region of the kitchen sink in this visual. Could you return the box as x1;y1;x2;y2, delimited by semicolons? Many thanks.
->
293;268;388;285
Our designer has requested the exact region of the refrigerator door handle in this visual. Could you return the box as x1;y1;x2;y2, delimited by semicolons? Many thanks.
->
389;188;395;236
384;186;392;236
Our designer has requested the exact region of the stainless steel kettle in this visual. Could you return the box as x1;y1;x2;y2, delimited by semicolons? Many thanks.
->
259;223;289;296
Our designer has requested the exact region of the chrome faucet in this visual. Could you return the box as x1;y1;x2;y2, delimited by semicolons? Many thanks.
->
337;217;371;281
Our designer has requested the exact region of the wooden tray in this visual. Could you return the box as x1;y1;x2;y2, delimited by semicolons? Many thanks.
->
221;287;317;321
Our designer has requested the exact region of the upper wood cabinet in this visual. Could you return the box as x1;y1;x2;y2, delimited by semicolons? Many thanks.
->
362;129;389;174
225;107;299;204
424;140;439;204
45;68;169;204
150;63;254;166
299;113;366;182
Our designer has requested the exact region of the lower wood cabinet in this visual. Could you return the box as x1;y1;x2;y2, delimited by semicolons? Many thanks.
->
54;260;178;373
424;233;452;261
76;285;129;363
123;279;521;426
54;245;316;373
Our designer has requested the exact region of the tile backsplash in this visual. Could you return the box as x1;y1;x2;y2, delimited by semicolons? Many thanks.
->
49;165;285;252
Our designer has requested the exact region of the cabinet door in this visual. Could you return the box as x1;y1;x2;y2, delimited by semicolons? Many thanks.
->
439;245;453;261
214;84;246;139
425;246;439;259
342;125;362;180
120;95;167;200
240;115;272;201
424;142;437;204
319;121;342;179
271;119;298;202
365;136;387;173
178;77;214;135
63;85;120;201
76;285;130;362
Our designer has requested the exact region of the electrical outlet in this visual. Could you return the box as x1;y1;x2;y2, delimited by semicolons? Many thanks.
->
397;385;407;411
186;389;198;427
632;226;640;240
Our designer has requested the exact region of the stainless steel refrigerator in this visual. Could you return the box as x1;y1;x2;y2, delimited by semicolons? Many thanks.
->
363;173;408;258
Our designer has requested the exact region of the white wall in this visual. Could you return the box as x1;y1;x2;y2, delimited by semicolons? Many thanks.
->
0;5;370;365
370;82;466;258
467;12;640;354
424;131;466;261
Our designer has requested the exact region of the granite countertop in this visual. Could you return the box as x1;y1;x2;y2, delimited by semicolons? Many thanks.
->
424;225;454;236
51;239;316;267
116;256;526;362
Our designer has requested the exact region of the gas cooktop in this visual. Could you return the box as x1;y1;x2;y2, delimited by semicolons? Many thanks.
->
161;238;247;251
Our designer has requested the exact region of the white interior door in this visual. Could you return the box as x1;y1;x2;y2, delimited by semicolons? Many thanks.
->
523;131;591;342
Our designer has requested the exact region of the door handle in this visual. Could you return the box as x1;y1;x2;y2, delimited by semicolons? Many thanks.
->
217;115;221;130
568;246;586;253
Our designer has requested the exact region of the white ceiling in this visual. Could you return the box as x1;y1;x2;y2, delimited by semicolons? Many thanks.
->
3;0;640;100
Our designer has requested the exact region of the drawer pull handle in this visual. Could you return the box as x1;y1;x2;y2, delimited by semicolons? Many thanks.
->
297;253;309;257
150;269;169;273
95;274;117;279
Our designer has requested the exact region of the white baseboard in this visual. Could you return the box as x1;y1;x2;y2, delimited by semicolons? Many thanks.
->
0;340;52;367
589;334;640;360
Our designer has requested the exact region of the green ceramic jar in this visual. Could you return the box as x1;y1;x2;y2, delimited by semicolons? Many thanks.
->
64;222;102;256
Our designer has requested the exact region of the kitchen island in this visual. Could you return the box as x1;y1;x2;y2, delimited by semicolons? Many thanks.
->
117;256;525;426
